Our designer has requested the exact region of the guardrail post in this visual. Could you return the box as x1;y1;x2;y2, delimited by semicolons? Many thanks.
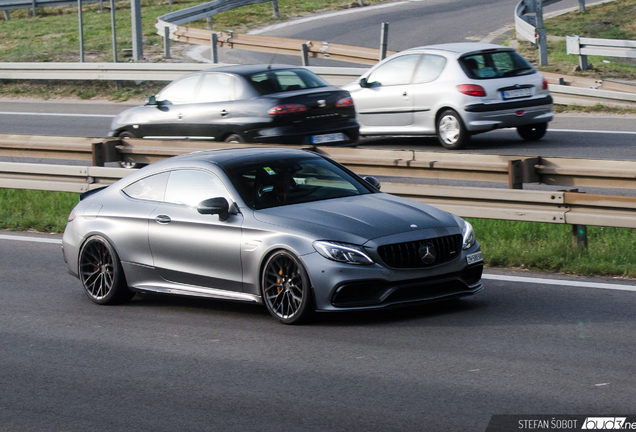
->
99;0;103;12
358;0;364;6
3;11;10;20
211;33;218;63
537;28;548;66
130;0;143;61
78;0;84;62
578;0;585;13
380;22;389;60
573;224;588;248
567;35;588;71
301;43;310;66
110;0;117;62
271;0;279;18
31;0;35;17
206;17;213;30
163;26;171;59
508;160;523;189
91;140;120;167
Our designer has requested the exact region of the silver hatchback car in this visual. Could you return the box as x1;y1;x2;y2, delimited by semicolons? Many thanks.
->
343;43;553;149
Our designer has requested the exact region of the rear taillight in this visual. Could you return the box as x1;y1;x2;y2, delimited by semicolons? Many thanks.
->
542;76;548;90
68;209;76;223
268;104;307;115
456;84;486;97
336;97;354;108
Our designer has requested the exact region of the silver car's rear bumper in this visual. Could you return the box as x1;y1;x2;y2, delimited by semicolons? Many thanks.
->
462;96;553;132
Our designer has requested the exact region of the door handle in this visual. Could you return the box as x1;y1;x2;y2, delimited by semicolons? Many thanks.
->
402;91;408;96
220;109;229;116
155;215;171;224
177;113;183;120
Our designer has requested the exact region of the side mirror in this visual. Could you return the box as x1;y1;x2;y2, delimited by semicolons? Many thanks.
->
146;95;157;106
359;77;369;88
362;176;381;190
197;197;230;219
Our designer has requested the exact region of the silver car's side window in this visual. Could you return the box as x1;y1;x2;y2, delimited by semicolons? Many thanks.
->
156;75;201;105
412;54;447;84
366;54;420;86
164;170;230;207
122;172;170;202
195;73;233;103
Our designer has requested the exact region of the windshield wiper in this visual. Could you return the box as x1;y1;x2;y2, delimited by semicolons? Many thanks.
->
502;67;534;77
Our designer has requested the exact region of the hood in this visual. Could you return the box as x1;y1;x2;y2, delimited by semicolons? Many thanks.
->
253;193;459;245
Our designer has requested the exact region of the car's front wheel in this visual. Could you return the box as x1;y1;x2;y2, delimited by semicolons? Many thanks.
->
517;123;548;141
437;109;470;150
261;250;314;324
79;236;134;305
224;134;245;144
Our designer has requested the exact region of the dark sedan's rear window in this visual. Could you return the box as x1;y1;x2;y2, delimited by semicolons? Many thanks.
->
459;50;535;79
248;70;328;95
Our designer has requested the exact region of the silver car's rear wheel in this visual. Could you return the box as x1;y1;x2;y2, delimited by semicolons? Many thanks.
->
437;109;469;150
261;251;313;324
79;236;133;305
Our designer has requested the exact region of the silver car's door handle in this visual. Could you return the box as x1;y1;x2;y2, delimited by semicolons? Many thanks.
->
220;109;229;116
177;113;183;119
402;91;408;96
155;215;171;224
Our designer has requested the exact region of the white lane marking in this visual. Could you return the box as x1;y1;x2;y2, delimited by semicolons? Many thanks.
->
0;111;116;118
0;234;62;244
249;0;424;34
482;274;636;293
2;233;636;292
549;128;636;135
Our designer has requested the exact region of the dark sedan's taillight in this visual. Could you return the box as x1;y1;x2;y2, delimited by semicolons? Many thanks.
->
336;97;354;108
456;84;486;97
268;104;307;115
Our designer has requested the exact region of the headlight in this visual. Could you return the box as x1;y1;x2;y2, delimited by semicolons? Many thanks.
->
313;241;374;265
462;221;475;250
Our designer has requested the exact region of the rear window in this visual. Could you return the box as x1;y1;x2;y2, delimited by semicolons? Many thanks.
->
248;70;328;95
459;50;535;79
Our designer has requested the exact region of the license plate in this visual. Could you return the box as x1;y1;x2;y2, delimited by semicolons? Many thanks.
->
311;133;346;144
502;87;534;100
466;251;483;265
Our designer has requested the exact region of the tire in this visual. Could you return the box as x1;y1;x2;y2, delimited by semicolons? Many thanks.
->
436;109;470;150
78;236;134;305
261;250;314;325
517;123;548;141
224;134;245;144
117;131;146;169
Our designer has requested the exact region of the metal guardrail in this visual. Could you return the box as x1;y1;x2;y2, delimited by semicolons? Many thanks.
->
0;0;110;12
157;0;278;27
3;158;636;231
567;35;636;71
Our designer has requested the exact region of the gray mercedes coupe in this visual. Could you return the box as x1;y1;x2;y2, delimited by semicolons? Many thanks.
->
62;148;484;324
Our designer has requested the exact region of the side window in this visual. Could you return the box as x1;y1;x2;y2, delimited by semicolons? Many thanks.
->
156;75;201;105
164;170;230;207
195;73;233;103
412;54;447;84
122;172;170;202
366;54;420;86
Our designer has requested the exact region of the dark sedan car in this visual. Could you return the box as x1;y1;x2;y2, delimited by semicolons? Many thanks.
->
109;64;359;146
62;148;484;324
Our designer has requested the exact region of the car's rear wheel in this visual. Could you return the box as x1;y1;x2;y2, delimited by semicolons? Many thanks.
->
224;134;245;144
437;109;469;150
117;131;146;169
79;236;134;305
261;250;313;324
517;123;548;141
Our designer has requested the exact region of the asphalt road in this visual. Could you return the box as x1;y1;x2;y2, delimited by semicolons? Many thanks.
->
2;233;636;431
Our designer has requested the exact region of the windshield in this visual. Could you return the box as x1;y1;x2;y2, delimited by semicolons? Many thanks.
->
248;69;328;95
225;156;373;210
459;50;535;79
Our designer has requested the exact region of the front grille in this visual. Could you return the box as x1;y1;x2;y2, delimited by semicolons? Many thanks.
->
377;234;462;269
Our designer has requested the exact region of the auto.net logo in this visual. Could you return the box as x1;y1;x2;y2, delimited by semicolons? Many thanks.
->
583;418;629;429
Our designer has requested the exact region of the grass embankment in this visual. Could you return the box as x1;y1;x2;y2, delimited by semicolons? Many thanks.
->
0;0;387;100
2;189;636;278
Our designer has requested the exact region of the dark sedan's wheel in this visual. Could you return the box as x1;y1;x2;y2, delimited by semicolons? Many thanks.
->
517;123;548;141
79;236;134;305
224;134;245;144
117;131;146;169
437;109;470;150
261;251;313;324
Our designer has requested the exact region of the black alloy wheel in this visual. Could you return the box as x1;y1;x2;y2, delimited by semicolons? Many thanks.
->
261;251;313;324
517;123;548;141
117;131;146;169
224;134;245;143
79;236;134;305
436;109;470;150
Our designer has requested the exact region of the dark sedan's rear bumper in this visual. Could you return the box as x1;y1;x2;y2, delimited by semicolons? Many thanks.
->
246;119;360;144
